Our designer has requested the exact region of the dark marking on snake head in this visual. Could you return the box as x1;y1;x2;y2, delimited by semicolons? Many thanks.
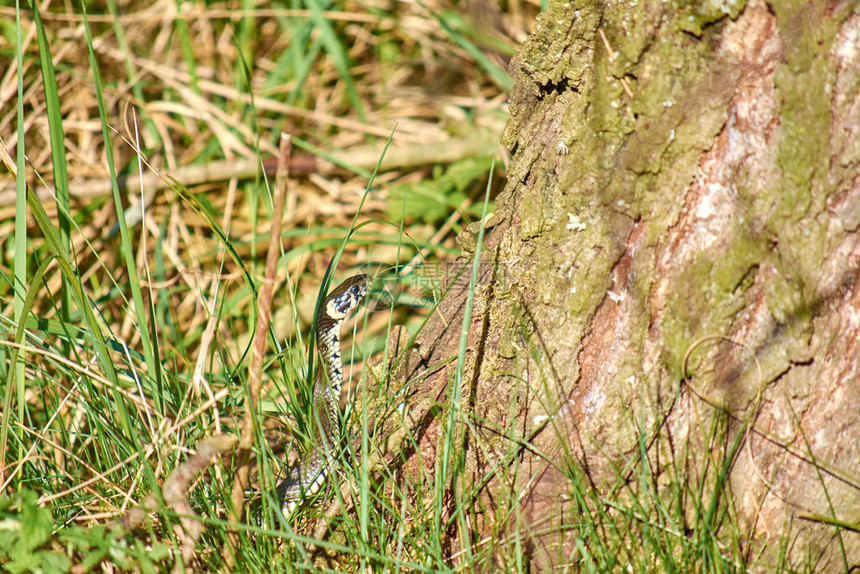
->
320;274;371;324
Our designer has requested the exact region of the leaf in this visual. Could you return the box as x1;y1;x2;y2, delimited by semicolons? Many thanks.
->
5;545;40;574
17;497;52;553
35;550;70;574
387;157;494;223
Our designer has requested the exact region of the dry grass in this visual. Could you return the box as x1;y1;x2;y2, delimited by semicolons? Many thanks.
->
0;0;525;313
0;0;534;570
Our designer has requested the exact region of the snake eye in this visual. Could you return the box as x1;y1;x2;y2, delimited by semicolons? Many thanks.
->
349;284;361;296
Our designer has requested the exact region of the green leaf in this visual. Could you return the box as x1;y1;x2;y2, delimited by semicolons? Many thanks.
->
443;157;496;188
148;542;170;561
0;494;68;573
11;491;52;553
0;527;17;555
387;157;494;223
35;550;71;574
5;546;41;573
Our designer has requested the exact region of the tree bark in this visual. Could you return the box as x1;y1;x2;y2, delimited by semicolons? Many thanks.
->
401;0;860;570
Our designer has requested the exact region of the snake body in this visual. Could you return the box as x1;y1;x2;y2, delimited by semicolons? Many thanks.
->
276;274;371;517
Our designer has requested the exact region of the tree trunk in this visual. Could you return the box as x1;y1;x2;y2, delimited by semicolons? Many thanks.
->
400;0;860;570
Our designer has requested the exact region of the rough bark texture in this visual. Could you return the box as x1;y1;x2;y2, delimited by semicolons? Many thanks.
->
400;0;860;570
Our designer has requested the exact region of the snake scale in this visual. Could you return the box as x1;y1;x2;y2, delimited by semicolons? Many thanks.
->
275;274;371;517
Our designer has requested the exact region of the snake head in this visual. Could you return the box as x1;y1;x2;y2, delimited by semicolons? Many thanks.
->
324;274;371;320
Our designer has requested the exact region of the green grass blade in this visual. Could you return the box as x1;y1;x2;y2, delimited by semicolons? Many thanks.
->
104;0;161;144
303;0;366;119
312;128;395;333
25;188;136;444
30;1;72;328
436;161;494;558
2;256;55;467
9;0;28;464
170;0;199;90
80;1;161;415
293;136;374;179
429;6;513;92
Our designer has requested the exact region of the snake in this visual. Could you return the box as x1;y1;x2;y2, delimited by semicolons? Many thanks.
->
275;274;371;517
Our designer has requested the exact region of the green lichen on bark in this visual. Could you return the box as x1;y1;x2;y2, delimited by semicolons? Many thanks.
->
766;2;839;312
660;254;763;383
593;17;735;215
519;0;600;89
676;0;747;36
771;1;833;208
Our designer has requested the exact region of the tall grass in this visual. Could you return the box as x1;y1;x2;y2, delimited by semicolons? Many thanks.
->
1;0;511;569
